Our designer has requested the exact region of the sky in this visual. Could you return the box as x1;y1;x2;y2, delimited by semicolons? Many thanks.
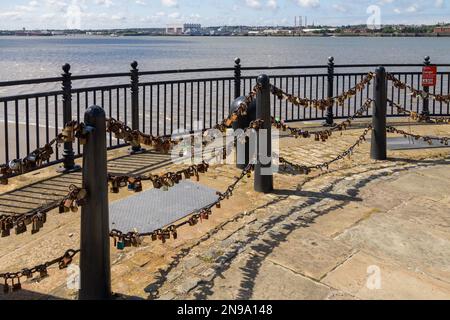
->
0;0;448;30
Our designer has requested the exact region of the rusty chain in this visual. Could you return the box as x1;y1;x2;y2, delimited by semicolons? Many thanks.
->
0;249;79;294
386;125;449;146
0;121;88;185
106;119;264;194
279;125;373;175
270;72;375;111
388;99;450;124
387;73;450;104
1;185;87;239
273;99;374;142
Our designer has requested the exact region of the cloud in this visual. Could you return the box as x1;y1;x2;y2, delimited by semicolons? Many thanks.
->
161;0;178;8
296;0;320;8
168;12;180;19
332;4;347;13
95;0;114;7
267;0;278;9
245;0;262;9
435;0;444;8
135;0;146;5
405;4;418;12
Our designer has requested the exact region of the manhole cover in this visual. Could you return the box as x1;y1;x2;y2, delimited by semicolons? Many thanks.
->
109;181;219;234
386;137;450;150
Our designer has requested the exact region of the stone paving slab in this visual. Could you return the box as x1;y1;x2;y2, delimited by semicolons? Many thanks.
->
322;251;450;300
266;229;353;281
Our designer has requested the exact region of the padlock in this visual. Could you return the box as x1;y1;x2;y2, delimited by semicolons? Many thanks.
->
38;266;48;279
22;269;33;279
58;201;66;214
76;189;87;205
116;240;125;250
62;125;75;143
110;179;120;193
3;277;9;294
31;217;41;235
134;180;143;192
0;177;8;185
59;255;72;270
15;219;27;235
151;232;158;241
12;277;21;292
170;226;177;240
63;198;73;212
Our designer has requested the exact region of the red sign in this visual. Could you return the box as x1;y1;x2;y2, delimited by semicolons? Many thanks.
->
422;66;437;87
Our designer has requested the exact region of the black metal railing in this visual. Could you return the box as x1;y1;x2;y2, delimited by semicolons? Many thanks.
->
1;57;449;171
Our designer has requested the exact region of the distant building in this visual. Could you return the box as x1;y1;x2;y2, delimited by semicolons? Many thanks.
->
166;24;184;35
434;26;450;34
166;23;202;35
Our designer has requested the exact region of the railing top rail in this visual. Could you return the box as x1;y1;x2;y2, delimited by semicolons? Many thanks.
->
1;63;450;88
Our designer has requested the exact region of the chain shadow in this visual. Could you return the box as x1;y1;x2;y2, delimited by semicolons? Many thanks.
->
191;158;448;300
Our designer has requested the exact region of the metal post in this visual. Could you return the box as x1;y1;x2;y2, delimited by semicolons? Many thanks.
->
79;105;111;300
421;56;431;119
130;61;143;154
254;74;274;193
234;58;241;100
371;67;387;161
324;56;335;126
58;64;80;173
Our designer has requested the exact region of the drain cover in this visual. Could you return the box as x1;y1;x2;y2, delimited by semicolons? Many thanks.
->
386;137;450;151
109;181;219;234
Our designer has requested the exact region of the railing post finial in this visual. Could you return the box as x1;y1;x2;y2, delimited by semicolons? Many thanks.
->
422;56;431;118
58;63;80;173
324;56;335;126
234;57;242;100
130;60;144;154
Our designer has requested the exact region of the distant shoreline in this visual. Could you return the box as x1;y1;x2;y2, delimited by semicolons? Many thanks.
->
1;33;450;38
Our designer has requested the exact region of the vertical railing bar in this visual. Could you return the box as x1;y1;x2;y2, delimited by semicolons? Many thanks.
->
25;98;30;155
93;90;97;105
190;82;194;131
183;82;187;131
209;81;212;128
321;76;325;119
3;101;9;163
279;77;283;121
416;74;420;113
54;94;59;160
35;97;40;153
228;79;231;114
203;81;206;129
272;77;277;118
222;80;225;121
157;84;160;135
309;76;313;119
142;85;146;133
124;88;128;127
177;83;180;131
196;81;200;125
216;80;219;125
303;77;306;120
171;83;174;133
150;85;153;135
108;90;112;147
14;100;20;160
45;96;49;146
164;83;167;135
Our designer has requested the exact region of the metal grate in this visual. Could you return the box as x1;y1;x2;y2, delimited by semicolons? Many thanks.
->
386;137;450;151
109;181;219;234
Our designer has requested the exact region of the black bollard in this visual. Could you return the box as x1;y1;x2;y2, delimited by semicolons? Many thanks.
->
254;75;274;193
79;105;112;300
370;67;387;161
